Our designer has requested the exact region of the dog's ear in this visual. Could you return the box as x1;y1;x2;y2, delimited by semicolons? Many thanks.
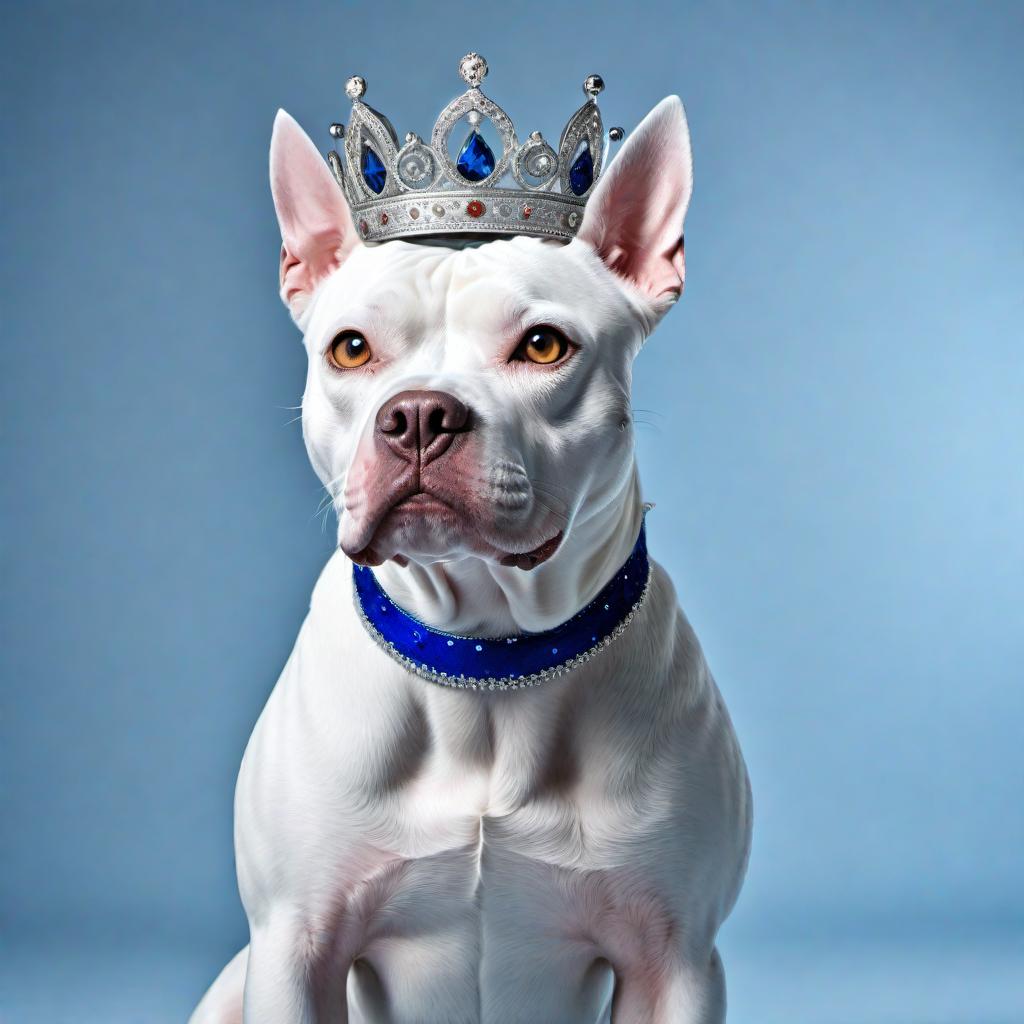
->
574;95;692;310
270;109;361;322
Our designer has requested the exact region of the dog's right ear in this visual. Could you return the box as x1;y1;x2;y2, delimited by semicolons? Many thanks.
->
573;95;692;315
270;109;361;323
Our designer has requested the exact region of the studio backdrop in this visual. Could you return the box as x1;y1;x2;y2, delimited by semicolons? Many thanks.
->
2;2;1022;1022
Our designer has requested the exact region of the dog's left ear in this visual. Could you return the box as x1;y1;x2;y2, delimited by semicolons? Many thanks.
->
573;95;692;310
270;109;361;323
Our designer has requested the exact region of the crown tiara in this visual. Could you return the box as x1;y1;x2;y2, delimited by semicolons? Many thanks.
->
326;52;625;244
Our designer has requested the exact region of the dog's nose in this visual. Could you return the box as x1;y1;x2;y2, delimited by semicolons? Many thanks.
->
375;389;471;464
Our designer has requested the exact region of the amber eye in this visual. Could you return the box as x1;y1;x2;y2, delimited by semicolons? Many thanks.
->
513;327;571;366
328;330;371;369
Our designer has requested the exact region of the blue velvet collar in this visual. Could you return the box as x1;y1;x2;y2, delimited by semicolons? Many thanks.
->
352;522;650;692
352;524;647;692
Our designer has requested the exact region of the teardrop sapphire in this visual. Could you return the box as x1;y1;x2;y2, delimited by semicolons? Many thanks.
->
568;141;594;196
361;146;387;194
456;130;496;182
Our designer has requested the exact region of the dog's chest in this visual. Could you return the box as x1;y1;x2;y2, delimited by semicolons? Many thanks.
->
345;790;625;1021
288;685;662;1021
336;689;650;918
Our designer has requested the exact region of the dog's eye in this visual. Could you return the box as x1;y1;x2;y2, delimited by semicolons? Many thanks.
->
512;327;572;366
328;331;372;370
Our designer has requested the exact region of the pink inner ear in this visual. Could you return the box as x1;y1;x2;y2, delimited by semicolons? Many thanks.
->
617;236;687;300
279;243;304;307
576;96;692;305
278;224;347;311
270;110;360;316
602;233;686;302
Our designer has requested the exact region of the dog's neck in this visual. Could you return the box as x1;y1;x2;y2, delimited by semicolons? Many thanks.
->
367;470;645;637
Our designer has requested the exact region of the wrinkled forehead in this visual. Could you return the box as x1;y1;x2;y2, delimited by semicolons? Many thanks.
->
306;235;623;342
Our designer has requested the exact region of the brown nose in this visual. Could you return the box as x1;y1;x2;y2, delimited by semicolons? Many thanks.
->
375;389;471;464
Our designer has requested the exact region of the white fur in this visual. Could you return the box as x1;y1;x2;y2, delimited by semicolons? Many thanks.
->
191;96;751;1024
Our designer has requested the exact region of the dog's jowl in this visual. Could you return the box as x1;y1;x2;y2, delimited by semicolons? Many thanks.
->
191;54;751;1024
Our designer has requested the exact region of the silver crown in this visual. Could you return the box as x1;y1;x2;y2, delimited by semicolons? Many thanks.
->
326;53;625;243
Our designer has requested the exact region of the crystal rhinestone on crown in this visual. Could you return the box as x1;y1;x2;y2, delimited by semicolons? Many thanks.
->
326;53;625;243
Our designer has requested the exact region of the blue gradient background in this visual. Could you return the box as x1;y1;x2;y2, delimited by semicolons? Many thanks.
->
2;2;1022;1021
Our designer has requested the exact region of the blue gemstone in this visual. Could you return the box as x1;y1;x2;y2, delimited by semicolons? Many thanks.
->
456;130;496;182
361;146;387;194
568;142;594;195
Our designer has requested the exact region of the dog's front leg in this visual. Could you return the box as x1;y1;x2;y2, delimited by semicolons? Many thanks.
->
243;915;348;1024
610;947;726;1024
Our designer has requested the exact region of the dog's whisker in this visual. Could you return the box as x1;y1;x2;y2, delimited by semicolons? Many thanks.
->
310;471;347;525
528;477;575;499
531;500;570;528
631;415;663;434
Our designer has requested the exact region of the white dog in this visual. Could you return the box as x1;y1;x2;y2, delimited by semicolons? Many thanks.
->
191;92;751;1023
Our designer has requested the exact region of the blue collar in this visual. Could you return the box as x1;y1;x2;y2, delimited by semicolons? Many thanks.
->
352;522;650;692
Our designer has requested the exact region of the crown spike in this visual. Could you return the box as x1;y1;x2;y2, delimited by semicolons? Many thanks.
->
458;53;488;88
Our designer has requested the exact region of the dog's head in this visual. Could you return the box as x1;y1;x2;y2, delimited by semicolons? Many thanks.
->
270;97;692;569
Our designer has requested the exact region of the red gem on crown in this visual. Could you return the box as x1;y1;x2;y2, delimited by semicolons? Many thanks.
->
466;200;485;218
522;205;533;220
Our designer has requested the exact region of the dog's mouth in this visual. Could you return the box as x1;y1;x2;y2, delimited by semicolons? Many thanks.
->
345;490;563;571
497;531;563;571
390;492;454;515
